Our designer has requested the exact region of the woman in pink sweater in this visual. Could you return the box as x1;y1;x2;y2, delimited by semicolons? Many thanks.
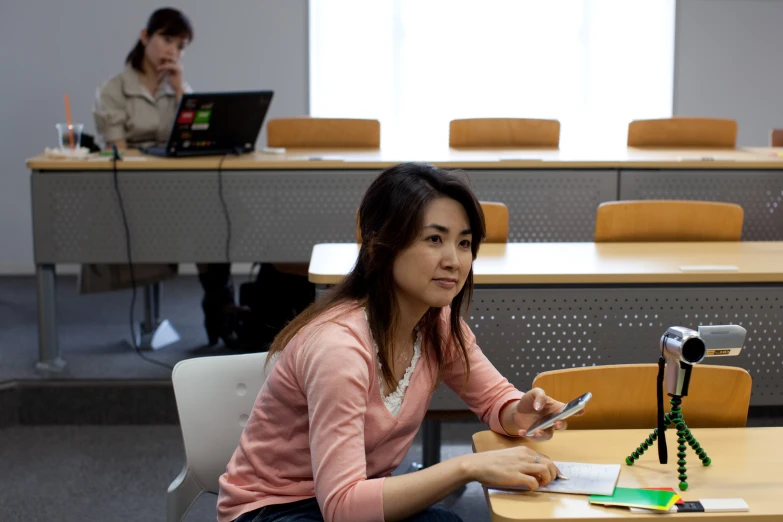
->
218;163;574;522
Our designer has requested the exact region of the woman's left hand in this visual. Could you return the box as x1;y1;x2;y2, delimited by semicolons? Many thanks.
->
513;388;579;440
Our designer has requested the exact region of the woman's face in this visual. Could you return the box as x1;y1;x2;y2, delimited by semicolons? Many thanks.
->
392;197;474;315
141;29;187;68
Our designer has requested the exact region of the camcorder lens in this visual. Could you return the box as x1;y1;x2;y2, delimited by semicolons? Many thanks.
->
681;337;706;363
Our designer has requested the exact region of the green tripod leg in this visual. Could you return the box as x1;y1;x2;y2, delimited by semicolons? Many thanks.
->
626;397;711;491
625;428;661;465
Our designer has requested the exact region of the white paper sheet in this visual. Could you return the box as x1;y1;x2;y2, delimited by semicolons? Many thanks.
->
488;461;621;496
679;265;739;272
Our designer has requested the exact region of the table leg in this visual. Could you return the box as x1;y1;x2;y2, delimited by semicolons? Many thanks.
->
422;418;441;467
35;263;66;373
152;282;161;323
137;283;180;350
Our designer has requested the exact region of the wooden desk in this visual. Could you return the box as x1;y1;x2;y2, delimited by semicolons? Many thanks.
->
472;427;783;521
26;147;783;373
27;148;783;267
309;242;783;285
24;146;783;171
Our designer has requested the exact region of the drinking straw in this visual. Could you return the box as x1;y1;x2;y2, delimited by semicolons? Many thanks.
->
64;94;74;149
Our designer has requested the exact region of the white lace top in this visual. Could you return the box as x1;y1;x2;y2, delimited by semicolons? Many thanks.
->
364;311;422;416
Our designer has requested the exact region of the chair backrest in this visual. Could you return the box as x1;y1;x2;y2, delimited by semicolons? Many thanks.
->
479;201;509;243
449;118;560;148
627;117;737;148
267;117;380;148
532;364;752;429
770;129;783;147
355;201;509;244
594;200;743;242
172;352;269;494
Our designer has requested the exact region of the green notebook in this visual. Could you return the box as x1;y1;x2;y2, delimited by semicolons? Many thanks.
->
589;487;680;511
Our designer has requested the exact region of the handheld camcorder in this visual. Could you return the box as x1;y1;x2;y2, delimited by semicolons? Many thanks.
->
649;324;747;468
660;325;747;397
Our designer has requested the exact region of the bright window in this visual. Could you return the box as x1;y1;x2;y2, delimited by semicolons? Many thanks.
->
310;0;675;150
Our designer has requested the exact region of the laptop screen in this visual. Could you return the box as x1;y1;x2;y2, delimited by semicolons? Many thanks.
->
167;91;274;154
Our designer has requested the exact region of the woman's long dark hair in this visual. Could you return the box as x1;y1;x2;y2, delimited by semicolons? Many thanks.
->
267;162;486;392
126;8;193;72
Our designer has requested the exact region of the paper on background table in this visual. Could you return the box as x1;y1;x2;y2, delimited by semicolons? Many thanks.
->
287;155;344;161
677;156;737;162
679;265;739;272
488;461;621;496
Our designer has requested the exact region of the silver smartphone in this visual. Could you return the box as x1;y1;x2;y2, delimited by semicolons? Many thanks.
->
524;391;592;433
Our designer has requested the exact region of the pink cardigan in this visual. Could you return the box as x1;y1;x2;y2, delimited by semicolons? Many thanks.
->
217;303;523;522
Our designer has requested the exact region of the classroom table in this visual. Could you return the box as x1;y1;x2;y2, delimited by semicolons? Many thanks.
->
309;241;783;466
471;427;783;521
26;147;783;372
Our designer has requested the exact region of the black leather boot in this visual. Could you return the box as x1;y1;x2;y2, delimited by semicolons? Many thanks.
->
198;264;240;349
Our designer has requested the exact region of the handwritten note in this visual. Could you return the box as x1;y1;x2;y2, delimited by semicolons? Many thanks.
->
488;461;620;496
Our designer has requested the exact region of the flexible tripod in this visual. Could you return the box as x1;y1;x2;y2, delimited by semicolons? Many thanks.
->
626;395;711;491
628;325;745;491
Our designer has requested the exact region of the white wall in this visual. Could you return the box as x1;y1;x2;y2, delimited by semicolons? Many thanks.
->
0;0;308;274
4;0;783;273
674;0;783;146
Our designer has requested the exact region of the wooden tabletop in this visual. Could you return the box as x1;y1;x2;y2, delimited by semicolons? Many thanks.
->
308;242;783;285
26;147;783;171
472;427;782;521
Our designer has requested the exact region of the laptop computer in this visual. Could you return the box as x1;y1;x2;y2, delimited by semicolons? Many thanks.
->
142;90;274;157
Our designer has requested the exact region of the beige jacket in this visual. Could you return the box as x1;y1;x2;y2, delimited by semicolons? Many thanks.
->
93;65;191;148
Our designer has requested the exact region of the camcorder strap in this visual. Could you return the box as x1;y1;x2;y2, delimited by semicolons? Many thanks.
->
657;352;668;464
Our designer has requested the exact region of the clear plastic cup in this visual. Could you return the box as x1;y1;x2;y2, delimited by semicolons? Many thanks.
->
56;123;84;149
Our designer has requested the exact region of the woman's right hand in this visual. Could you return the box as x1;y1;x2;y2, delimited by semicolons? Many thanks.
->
158;58;184;98
463;446;560;490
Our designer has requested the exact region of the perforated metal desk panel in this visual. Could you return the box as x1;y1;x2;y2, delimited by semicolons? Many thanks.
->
441;286;783;408
620;169;783;240
31;169;615;263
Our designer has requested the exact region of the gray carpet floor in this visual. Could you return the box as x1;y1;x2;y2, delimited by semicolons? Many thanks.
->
0;275;236;381
0;424;490;522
